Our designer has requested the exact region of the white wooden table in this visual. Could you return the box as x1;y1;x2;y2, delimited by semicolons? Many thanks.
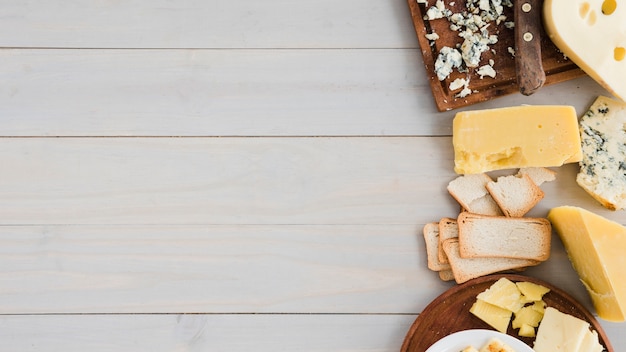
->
0;1;624;350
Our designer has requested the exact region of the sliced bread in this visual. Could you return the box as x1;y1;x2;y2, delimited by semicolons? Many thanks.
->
486;174;544;217
437;217;459;263
423;222;451;272
457;212;551;261
447;173;503;216
442;239;539;284
517;167;556;186
438;269;455;282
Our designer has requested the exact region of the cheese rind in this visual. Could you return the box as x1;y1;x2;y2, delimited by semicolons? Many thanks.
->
543;0;626;101
547;206;626;322
453;105;582;174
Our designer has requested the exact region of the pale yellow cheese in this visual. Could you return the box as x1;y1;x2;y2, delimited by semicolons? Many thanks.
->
453;106;582;174
543;0;626;101
548;206;626;322
518;324;536;338
512;306;543;330
533;307;590;352
476;278;524;313
516;281;550;302
469;299;512;333
580;329;605;352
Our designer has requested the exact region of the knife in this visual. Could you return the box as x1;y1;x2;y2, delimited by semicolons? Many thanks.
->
514;0;546;95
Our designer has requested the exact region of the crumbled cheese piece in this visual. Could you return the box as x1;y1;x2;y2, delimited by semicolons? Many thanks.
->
416;0;428;4
460;31;497;68
425;0;452;20
426;0;513;96
434;46;463;80
456;85;473;98
477;64;496;78
425;32;440;41
449;77;468;91
508;47;515;57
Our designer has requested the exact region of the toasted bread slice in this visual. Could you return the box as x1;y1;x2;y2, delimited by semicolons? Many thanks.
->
457;212;551;261
486;174;544;217
438;269;455;282
517;167;556;186
443;239;538;284
437;217;459;263
447;173;503;216
423;222;451;272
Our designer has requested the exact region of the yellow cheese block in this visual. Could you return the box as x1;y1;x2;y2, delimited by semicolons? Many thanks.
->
453;106;582;174
547;206;626;322
543;0;626;101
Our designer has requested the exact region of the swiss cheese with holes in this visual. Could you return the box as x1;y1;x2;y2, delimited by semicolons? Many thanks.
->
543;0;626;101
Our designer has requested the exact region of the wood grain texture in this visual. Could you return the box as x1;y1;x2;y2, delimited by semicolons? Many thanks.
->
0;314;622;351
0;138;620;315
0;314;418;352
0;222;598;315
0;49;609;137
2;0;625;350
0;0;416;49
1;137;622;226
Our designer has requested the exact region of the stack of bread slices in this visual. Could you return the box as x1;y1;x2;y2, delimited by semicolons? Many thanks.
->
423;167;556;284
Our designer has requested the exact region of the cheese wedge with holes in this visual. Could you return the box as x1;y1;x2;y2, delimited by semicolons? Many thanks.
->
548;206;626;322
544;0;626;101
452;106;582;174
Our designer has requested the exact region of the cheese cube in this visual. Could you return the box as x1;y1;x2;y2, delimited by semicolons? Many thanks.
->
452;105;582;174
512;306;543;329
548;206;626;321
518;324;536;338
543;0;626;101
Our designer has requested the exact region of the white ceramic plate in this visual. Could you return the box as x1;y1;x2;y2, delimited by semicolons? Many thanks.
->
425;329;534;352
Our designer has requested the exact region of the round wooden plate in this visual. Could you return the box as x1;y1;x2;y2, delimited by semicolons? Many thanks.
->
400;274;613;352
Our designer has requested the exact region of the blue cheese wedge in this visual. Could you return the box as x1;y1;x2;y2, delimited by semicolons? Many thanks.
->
577;96;626;210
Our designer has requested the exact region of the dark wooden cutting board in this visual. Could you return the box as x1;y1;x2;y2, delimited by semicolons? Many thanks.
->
407;0;585;111
400;274;613;352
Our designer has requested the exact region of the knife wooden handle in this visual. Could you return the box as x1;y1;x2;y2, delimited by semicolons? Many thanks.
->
515;0;546;96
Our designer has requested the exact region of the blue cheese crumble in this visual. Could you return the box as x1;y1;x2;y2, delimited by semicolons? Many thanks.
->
424;0;513;98
434;46;463;80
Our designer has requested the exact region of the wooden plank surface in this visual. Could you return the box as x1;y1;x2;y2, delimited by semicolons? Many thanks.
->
0;221;594;315
1;0;625;350
0;137;620;226
0;314;417;351
0;137;619;314
0;0;416;49
0;49;609;137
0;314;622;351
